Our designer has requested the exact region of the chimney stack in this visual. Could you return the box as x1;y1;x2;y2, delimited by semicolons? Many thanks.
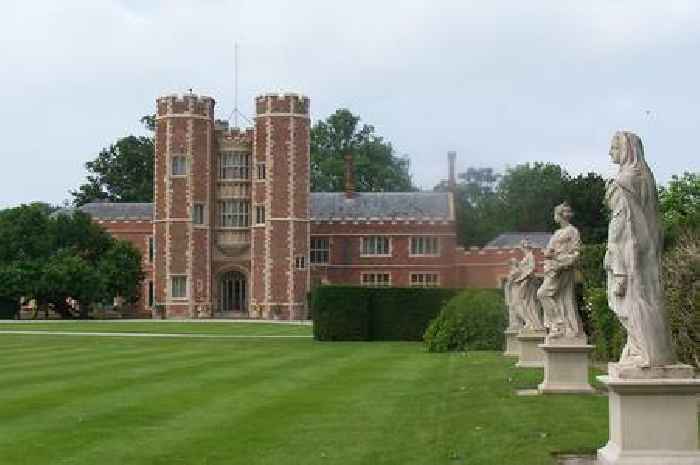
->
344;153;355;199
447;151;457;191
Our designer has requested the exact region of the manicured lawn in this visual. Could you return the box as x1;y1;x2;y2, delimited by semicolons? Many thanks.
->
0;321;312;336
0;329;608;465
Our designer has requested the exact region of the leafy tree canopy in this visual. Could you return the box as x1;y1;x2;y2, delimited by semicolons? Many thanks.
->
311;109;415;192
0;204;143;317
440;163;608;246
71;117;154;206
659;172;699;245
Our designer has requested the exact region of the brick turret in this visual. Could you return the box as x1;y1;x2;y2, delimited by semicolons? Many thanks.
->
154;93;215;318
251;93;311;319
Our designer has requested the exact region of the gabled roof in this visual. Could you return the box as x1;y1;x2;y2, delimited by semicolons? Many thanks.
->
309;192;452;220
485;232;552;249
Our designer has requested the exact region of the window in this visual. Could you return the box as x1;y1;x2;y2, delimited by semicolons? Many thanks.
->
171;276;187;299
361;272;391;287
148;237;154;263
171;155;187;176
219;151;250;179
147;281;154;307
193;203;205;225
410;237;440;256
361;236;391;256
295;256;306;270
256;162;266;180
410;273;440;287
255;205;265;225
219;200;250;227
310;238;330;264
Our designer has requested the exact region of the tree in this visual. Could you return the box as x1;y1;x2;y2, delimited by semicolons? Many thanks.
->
310;109;415;192
71;117;155;206
562;172;608;244
0;206;143;318
498;162;568;233
659;172;699;246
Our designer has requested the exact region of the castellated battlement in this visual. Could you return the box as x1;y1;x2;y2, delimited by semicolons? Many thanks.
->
156;93;215;118
255;93;309;116
216;124;254;145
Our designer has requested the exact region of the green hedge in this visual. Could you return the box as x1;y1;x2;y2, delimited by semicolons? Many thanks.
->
312;286;371;341
0;297;18;319
423;289;506;352
311;286;458;341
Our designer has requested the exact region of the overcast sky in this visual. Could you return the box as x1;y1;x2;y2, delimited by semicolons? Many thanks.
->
1;0;699;208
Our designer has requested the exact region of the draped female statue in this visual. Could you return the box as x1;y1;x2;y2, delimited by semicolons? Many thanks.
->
537;203;584;340
504;258;524;330
605;131;674;368
511;241;543;330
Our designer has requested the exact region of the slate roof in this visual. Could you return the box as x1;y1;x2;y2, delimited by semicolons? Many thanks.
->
309;192;452;220
62;192;452;222
485;232;552;249
56;202;154;220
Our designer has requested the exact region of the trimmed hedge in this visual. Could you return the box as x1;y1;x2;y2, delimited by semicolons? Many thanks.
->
311;286;458;341
312;286;371;341
423;289;505;352
0;297;18;319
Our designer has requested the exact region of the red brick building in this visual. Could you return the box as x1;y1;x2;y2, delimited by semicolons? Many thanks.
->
74;92;550;319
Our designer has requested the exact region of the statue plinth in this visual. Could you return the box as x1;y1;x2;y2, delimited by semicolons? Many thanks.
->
537;342;595;394
515;329;546;368
597;369;700;465
503;329;520;357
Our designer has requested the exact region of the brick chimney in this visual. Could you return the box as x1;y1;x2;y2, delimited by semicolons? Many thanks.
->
447;151;457;191
344;153;355;199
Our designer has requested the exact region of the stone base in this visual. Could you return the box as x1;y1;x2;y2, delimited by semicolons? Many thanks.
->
504;329;520;357
515;329;546;368
537;343;595;394
597;373;700;465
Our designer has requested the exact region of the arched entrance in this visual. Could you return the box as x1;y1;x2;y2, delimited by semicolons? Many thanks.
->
218;270;247;313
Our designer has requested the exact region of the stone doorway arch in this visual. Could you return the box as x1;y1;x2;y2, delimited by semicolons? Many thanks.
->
217;270;247;314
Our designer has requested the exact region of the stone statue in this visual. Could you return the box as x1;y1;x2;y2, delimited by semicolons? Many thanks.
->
504;258;523;330
511;241;543;330
537;203;584;341
604;131;675;368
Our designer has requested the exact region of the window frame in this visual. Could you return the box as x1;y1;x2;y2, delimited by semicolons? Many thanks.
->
295;255;306;270
170;275;188;300
360;272;391;287
147;280;154;307
256;162;266;181
219;199;250;228
255;205;265;225
409;236;440;257
219;151;250;180
147;237;154;263
171;155;187;177
360;236;392;257
409;272;440;288
192;203;206;225
310;237;330;265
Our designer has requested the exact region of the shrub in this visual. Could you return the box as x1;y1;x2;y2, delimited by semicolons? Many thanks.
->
423;289;505;352
583;286;626;362
312;286;371;341
370;288;458;341
311;286;459;341
663;230;699;367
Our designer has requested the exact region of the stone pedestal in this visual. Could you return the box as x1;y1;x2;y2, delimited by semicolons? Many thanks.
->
537;343;595;394
515;329;546;368
504;329;520;357
597;366;700;465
